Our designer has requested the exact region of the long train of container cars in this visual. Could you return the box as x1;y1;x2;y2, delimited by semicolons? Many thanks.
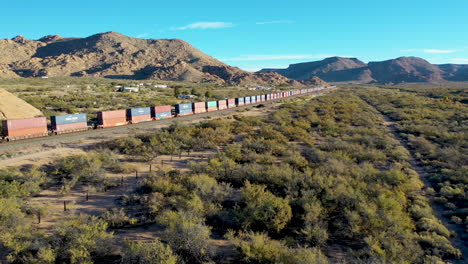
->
0;87;327;142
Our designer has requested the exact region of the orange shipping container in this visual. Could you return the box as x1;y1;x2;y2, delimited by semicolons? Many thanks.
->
193;102;206;114
2;117;48;139
98;110;127;128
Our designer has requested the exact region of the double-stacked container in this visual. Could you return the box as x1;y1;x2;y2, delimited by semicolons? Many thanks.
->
206;101;218;112
98;110;127;128
152;105;173;120
127;107;152;124
244;96;252;105
193;102;207;114
227;98;236;108
256;95;262;102
175;103;193;116
266;94;271;101
250;96;256;104
235;97;245;106
2;117;48;140
217;100;228;110
271;93;277;100
51;113;88;133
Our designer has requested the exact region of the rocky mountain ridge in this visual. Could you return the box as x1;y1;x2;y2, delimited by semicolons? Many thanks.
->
0;32;303;86
260;56;468;83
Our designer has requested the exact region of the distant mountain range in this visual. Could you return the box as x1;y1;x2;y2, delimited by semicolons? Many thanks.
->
259;56;468;84
0;32;301;86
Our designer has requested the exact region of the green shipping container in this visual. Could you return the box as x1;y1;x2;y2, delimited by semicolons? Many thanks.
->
207;101;217;107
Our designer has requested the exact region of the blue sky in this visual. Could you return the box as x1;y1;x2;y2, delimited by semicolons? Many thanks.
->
2;0;468;71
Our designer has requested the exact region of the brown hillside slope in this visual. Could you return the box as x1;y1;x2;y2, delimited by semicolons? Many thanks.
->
0;32;300;86
0;89;43;120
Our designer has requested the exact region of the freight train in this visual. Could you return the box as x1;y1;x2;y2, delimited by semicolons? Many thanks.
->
0;87;326;142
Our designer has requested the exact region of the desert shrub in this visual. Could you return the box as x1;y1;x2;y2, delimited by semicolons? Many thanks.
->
157;210;213;263
121;239;178;264
238;182;292;233
52;215;113;264
227;231;328;264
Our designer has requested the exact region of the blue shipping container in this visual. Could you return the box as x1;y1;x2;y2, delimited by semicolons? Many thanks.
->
51;113;87;125
128;107;151;116
175;103;193;113
156;112;172;119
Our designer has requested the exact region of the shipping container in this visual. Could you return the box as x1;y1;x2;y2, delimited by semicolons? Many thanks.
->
98;110;127;128
217;100;228;110
256;95;262;102
250;96;256;104
235;97;245;106
244;96;251;104
127;107;152;123
193;102;206;114
227;98;236;108
51;113;87;126
53;122;88;133
152;105;173;120
128;107;151;116
155;112;172;119
206;101;218;112
51;113;88;132
175;103;193;116
2;117;48;140
266;94;271;100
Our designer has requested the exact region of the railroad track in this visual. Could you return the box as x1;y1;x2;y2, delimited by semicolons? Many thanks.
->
0;90;331;153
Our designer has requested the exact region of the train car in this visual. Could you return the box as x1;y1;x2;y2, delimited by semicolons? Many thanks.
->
256;95;262;102
175;103;193;116
217;100;228;110
2;117;48;141
236;97;245;106
227;98;236;108
250;96;256;104
206;101;218;112
265;94;271;101
98;110;127;128
193;102;207;114
51;113;88;134
127;107;152;124
152;105;173;120
244;96;252;105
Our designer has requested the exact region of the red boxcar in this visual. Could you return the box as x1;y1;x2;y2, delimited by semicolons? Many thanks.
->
217;100;228;110
193;102;206;114
98;110;127;128
2;117;48;140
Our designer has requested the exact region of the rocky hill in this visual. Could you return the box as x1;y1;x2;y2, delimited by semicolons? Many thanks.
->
260;56;468;84
0;32;301;86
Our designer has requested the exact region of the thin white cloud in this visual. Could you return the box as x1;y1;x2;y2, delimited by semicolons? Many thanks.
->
221;54;352;62
401;49;458;54
450;58;468;63
256;20;295;25
173;22;235;30
136;33;149;38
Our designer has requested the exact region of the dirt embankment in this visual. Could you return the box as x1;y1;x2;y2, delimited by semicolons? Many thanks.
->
0;88;43;120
